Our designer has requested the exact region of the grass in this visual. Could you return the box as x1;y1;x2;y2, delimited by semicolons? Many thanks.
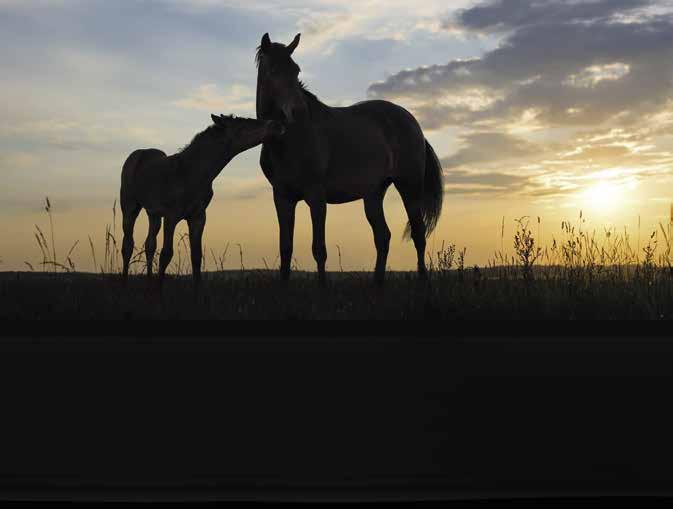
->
4;197;673;319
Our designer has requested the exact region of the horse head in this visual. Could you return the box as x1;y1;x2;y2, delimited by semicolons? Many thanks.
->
211;114;285;155
255;32;309;124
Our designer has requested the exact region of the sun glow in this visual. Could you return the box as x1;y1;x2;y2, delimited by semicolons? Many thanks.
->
581;180;624;214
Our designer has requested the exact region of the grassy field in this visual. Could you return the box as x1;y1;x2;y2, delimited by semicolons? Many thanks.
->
6;199;673;319
3;265;673;320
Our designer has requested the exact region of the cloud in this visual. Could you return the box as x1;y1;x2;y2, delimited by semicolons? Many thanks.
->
435;121;673;198
272;0;471;54
365;0;673;203
443;0;651;34
0;118;165;152
441;131;540;168
173;83;256;116
443;169;531;195
368;0;673;131
213;176;270;200
0;151;40;169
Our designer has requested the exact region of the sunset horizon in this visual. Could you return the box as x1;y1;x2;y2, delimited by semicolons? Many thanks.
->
2;0;673;274
4;3;673;499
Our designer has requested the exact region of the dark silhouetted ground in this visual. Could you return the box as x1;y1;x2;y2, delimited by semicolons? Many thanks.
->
2;267;673;319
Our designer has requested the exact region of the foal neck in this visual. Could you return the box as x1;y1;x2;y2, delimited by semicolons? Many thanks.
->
179;141;230;187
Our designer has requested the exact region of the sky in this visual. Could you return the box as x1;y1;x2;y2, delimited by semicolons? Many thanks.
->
2;0;673;272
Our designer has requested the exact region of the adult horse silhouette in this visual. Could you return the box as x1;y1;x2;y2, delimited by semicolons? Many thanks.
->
255;33;444;286
120;114;284;291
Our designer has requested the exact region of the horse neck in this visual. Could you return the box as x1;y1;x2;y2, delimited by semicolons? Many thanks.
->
303;91;331;122
180;143;229;188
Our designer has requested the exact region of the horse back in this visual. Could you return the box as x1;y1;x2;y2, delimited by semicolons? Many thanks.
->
262;99;427;201
123;146;167;176
327;100;426;176
341;100;425;150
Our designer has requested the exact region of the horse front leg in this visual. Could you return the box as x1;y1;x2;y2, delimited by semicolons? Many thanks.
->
273;189;297;282
188;209;206;295
307;193;328;287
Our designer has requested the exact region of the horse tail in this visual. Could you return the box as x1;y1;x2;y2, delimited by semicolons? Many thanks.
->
403;139;444;239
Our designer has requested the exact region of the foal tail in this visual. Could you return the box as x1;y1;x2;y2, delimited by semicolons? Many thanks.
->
403;139;444;239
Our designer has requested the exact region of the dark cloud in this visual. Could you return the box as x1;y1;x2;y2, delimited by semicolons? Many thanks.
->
443;169;531;195
440;133;540;195
445;169;529;186
445;0;650;33
441;132;540;168
368;0;673;131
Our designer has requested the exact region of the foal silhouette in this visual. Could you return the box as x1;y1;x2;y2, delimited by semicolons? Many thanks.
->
120;114;285;290
256;33;444;286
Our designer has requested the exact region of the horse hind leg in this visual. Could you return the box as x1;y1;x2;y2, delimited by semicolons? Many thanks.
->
396;184;428;279
144;213;161;278
158;217;178;293
364;192;391;287
121;202;141;283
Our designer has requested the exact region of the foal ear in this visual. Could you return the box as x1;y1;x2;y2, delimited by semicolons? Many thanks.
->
287;33;300;54
260;33;272;52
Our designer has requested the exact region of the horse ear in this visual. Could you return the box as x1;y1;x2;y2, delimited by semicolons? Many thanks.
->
260;33;271;52
287;33;300;54
211;114;223;126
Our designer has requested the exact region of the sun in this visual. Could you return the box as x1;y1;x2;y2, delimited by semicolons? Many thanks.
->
581;180;623;215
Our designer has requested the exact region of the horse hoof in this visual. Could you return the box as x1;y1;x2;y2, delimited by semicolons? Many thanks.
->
279;270;291;284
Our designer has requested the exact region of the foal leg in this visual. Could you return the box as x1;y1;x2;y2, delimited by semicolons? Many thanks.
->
364;193;391;287
145;213;161;278
399;188;428;279
188;209;206;294
121;203;141;284
307;193;328;287
273;189;297;282
158;217;177;292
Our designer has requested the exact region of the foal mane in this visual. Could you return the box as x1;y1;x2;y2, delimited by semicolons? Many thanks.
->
178;124;221;155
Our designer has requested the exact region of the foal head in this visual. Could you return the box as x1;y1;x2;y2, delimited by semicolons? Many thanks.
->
255;32;309;124
210;114;285;157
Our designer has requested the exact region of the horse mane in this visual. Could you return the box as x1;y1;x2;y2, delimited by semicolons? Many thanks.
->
297;80;332;118
297;80;332;119
178;124;221;155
